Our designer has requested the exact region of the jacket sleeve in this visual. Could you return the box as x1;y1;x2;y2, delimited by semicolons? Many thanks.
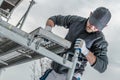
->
49;15;82;28
90;38;108;73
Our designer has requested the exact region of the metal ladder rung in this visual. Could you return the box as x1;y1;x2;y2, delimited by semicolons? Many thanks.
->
17;50;32;58
0;59;8;65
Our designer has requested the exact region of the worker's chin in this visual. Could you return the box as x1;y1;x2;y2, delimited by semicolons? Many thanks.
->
86;28;93;33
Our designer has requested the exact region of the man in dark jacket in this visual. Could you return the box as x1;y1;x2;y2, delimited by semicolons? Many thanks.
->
40;7;111;80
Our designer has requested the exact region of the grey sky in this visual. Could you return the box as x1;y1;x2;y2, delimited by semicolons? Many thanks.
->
0;0;120;80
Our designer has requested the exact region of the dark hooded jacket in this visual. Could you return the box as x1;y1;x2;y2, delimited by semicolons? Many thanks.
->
49;15;108;73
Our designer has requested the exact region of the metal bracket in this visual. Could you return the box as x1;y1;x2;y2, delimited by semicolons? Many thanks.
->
27;34;35;46
35;38;43;50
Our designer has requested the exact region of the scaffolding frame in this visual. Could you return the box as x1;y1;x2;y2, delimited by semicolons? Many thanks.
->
0;18;82;80
0;0;23;21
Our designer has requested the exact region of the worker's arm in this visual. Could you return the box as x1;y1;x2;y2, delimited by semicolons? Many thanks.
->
75;38;108;73
46;15;83;28
84;50;108;73
89;39;108;73
86;51;96;65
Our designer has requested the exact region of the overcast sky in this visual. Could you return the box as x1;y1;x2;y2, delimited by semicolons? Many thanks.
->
0;0;120;80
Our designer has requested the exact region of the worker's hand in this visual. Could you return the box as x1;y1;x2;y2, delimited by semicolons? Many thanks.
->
45;19;54;32
73;73;81;80
46;19;55;27
45;26;52;32
75;38;89;56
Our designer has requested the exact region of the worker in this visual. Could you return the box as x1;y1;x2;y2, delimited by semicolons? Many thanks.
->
40;7;111;80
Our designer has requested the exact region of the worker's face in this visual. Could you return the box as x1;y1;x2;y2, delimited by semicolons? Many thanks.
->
86;20;99;33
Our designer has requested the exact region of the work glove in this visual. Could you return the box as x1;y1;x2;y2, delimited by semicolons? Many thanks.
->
45;26;52;32
75;38;89;56
72;73;81;80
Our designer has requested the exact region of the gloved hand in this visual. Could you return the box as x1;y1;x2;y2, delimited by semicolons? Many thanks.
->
73;73;81;80
45;26;52;32
75;38;89;56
